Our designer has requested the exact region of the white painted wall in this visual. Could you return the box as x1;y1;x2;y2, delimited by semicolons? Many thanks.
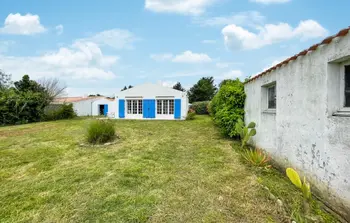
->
72;98;115;116
72;99;94;116
245;32;350;219
91;98;115;116
115;83;189;120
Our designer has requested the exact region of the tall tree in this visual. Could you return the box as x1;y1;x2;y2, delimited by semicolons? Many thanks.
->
1;75;50;124
121;86;128;91
173;82;185;92
14;75;47;93
188;77;217;103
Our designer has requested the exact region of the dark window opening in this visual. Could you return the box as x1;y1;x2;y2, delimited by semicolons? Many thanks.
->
99;105;105;115
268;85;276;109
345;65;350;107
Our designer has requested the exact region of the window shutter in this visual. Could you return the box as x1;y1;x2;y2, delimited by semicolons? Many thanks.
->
174;99;181;119
118;99;125;118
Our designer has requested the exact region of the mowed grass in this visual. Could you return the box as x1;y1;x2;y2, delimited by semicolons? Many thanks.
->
0;116;323;222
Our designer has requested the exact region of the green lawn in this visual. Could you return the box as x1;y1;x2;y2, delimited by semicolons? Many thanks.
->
0;116;336;222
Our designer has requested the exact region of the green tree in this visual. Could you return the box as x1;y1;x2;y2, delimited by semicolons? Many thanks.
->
173;82;185;92
188;77;217;103
0;75;50;125
128;85;133;89
121;86;128;91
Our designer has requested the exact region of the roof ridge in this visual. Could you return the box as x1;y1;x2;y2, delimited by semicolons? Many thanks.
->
245;26;350;84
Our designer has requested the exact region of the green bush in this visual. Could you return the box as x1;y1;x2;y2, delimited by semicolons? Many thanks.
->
186;109;196;120
190;101;210;114
87;120;116;144
43;104;77;121
210;79;246;138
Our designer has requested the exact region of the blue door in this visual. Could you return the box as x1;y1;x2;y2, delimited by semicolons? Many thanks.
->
174;99;181;119
143;99;156;118
104;104;109;116
149;100;155;118
119;99;125;118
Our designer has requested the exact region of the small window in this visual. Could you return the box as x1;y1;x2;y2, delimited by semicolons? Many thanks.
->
156;99;174;115
127;100;132;114
138;100;143;114
126;100;143;115
163;100;169;114
267;85;276;109
345;65;350;107
169;100;174;115
157;100;162;114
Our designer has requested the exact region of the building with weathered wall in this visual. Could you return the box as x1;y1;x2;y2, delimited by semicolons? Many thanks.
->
244;27;350;220
53;97;114;116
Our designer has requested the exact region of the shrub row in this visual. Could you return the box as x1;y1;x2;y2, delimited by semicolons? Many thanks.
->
43;104;77;121
209;79;246;138
190;101;210;115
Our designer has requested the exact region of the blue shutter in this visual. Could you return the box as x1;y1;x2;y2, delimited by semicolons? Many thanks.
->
143;100;148;118
104;104;108;116
174;99;181;119
118;99;125;118
149;100;156;118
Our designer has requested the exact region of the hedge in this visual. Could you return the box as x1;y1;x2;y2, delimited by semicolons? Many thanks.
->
209;79;246;138
190;101;210;114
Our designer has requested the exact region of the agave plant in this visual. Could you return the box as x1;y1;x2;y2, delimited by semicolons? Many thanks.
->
235;118;257;148
241;148;271;168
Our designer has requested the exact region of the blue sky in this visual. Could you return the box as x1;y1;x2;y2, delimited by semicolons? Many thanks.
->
0;0;349;96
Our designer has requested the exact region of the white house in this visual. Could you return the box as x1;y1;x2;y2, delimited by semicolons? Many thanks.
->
114;83;189;120
244;27;350;220
53;96;115;116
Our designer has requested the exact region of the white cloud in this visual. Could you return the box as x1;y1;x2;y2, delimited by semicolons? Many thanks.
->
201;40;216;44
215;70;243;80
150;51;212;63
157;80;177;88
0;40;119;81
0;13;46;35
145;0;215;15
250;0;290;4
195;11;265;27
222;20;328;51
150;53;174;61
172;51;212;63
55;24;63;35
294;20;328;40
66;87;118;97
80;29;138;50
41;41;118;68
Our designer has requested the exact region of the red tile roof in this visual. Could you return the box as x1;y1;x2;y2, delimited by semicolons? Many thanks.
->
245;27;350;84
53;96;104;103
